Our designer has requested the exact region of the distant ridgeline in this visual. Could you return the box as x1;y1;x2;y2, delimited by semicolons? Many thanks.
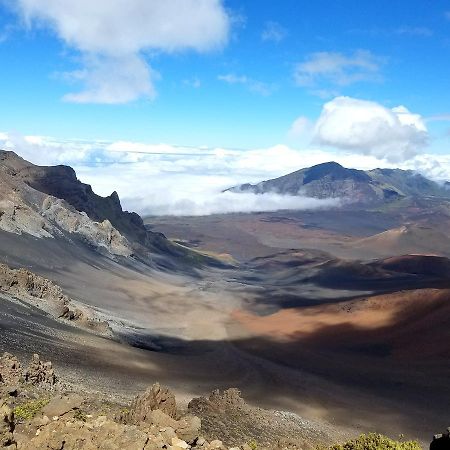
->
226;162;450;206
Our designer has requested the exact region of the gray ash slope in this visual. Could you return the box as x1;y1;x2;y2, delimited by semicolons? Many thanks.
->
227;161;450;205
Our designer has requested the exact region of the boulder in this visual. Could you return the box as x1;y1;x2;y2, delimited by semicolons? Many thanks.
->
175;415;202;444
41;393;83;418
430;428;450;450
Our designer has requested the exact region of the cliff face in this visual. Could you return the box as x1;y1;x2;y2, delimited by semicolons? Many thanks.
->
0;151;194;259
0;151;162;248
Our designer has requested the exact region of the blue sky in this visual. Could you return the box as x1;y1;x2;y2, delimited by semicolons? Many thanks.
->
0;0;449;148
0;1;449;215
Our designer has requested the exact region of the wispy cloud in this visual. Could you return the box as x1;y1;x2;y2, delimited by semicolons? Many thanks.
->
425;114;450;122
183;77;201;89
294;50;384;88
394;26;433;37
261;21;287;43
218;73;276;96
349;26;433;38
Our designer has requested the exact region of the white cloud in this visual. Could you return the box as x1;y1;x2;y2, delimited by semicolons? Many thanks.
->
288;116;313;139
62;54;158;104
261;21;287;43
218;73;275;96
294;50;384;88
12;0;230;103
312;97;428;162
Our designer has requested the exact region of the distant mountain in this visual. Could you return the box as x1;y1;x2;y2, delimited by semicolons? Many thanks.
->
226;161;450;204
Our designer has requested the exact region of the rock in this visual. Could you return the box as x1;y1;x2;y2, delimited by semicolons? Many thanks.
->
20;417;149;450
148;409;178;429
24;354;57;387
0;400;15;448
0;354;22;386
175;415;202;444
126;383;178;424
430;427;450;450
208;440;225;450
170;437;190;450
41;393;83;418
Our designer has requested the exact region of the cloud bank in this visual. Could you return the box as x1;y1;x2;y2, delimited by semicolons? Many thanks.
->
1;131;449;217
12;0;230;103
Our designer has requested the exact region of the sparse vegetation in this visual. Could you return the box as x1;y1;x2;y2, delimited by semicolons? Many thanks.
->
327;433;422;450
13;398;49;421
73;409;88;422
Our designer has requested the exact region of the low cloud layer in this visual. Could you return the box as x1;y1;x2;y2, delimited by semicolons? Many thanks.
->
1;131;448;217
12;0;230;103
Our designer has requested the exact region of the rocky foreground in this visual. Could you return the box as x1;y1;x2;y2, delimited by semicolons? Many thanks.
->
0;351;335;450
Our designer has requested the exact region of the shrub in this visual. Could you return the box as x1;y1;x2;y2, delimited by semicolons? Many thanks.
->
328;433;422;450
13;398;49;421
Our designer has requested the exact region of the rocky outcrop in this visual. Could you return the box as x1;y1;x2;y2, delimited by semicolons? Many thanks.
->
0;263;79;319
430;427;450;450
24;354;56;388
189;389;320;449
0;353;57;390
0;151;132;256
0;263;111;335
0;150;166;252
126;383;178;423
0;355;21;387
0;400;15;449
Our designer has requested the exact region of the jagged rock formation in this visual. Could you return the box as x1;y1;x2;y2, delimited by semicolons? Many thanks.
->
227;161;450;205
0;355;21;387
0;353;56;391
189;389;321;449
0;264;111;335
125;383;178;423
0;151;132;256
0;263;80;319
24;354;56;388
0;150;171;254
0;399;15;449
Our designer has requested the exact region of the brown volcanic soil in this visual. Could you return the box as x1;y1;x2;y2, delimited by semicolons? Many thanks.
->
148;210;450;261
231;288;450;435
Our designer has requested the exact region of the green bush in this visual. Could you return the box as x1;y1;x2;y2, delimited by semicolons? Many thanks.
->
328;433;422;450
13;398;49;421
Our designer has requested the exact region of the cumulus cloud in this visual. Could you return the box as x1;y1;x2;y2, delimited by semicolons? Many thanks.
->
12;0;230;103
261;21;287;43
294;50;384;88
312;97;428;161
218;73;275;96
